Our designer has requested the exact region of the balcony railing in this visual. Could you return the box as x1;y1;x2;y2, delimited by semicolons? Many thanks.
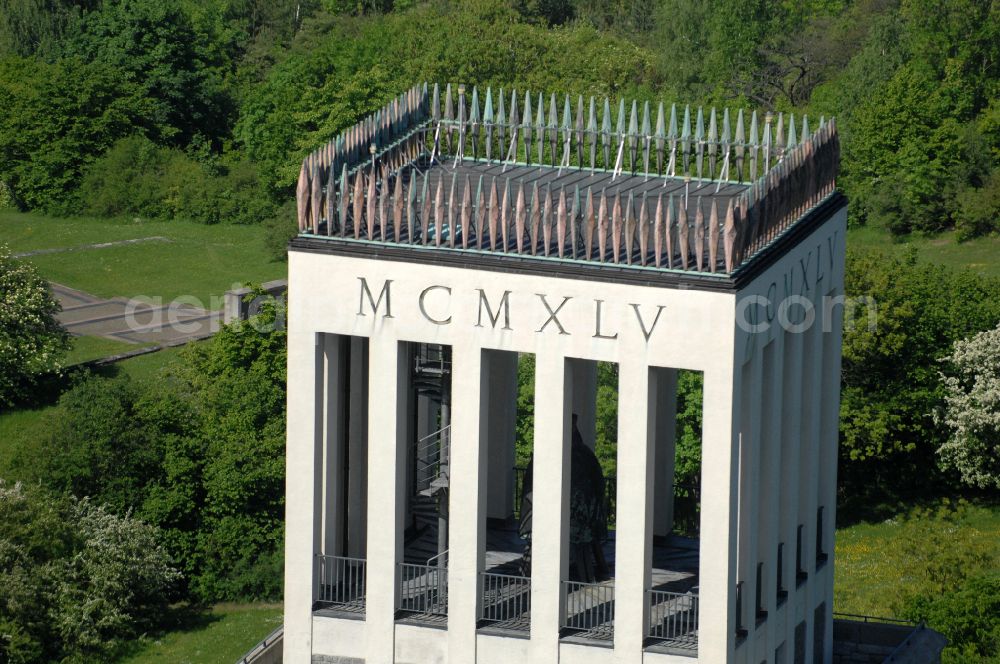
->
480;571;531;632
563;580;615;641
314;555;367;615
647;589;698;653
397;562;448;621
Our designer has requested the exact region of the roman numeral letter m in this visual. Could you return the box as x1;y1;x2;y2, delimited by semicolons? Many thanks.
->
358;278;393;318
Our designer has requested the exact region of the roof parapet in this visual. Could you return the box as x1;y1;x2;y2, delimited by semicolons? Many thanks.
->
295;83;839;276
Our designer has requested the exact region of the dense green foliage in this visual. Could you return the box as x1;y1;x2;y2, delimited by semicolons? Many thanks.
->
26;295;286;604
839;248;1000;501
0;247;69;406
0;480;180;663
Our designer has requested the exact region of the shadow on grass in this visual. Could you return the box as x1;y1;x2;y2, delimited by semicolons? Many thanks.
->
105;604;224;662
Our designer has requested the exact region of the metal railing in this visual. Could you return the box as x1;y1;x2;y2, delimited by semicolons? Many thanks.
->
415;425;450;493
480;572;531;632
397;562;448;618
563;580;615;641
314;555;366;614
234;625;283;664
647;589;698;651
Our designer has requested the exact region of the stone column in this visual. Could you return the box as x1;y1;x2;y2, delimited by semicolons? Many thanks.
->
448;347;487;662
612;358;655;664
530;352;570;664
651;367;678;538
364;338;407;664
486;351;518;520
697;359;739;663
283;331;323;663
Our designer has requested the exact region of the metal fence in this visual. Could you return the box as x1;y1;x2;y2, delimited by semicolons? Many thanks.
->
480;572;531;632
647;589;699;651
563;580;615;641
397;563;449;618
314;555;367;614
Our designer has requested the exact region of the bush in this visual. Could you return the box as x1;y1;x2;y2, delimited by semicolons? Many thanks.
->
904;574;1000;662
80;135;277;224
0;480;180;664
954;171;1000;241
263;200;298;261
0;246;70;407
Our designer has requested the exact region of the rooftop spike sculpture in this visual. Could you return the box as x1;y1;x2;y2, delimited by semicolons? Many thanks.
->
294;83;841;277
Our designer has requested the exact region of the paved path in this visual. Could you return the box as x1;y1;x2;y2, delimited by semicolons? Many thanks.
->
14;236;170;258
53;283;223;351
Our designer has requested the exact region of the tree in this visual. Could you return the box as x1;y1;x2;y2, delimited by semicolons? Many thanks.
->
839;248;1000;498
0;247;69;406
0;56;145;210
0;480;180;664
936;324;1000;490
63;0;231;148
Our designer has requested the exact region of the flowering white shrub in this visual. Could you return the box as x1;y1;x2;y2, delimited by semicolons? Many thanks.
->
936;324;1000;489
0;480;181;663
0;245;69;405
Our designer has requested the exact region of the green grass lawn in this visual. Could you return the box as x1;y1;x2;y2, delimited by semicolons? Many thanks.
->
834;502;1000;618
63;335;154;366
0;346;188;480
116;604;282;664
847;225;1000;280
1;211;286;309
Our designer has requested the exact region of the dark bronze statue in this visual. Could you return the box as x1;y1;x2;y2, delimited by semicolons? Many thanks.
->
519;414;610;582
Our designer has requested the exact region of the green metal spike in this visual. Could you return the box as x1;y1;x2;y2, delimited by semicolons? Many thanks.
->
801;115;809;141
787;113;797;151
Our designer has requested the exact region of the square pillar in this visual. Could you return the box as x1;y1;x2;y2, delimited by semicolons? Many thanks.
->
613;358;655;663
697;361;739;662
364;338;407;664
283;331;323;663
530;352;570;664
448;347;488;662
652;368;678;538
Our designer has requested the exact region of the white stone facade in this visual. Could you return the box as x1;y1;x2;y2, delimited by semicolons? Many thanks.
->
284;204;847;664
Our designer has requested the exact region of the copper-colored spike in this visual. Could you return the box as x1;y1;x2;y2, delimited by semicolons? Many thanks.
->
392;174;404;242
434;177;445;247
611;191;622;264
638;194;649;266
529;183;541;255
724;198;736;271
366;169;377;240
542;186;553;256
557;187;568;258
296;163;309;232
378;168;388;240
653;194;663;267
515;183;526;254
447;174;457;248
420;175;432;245
488;178;499;251
501;180;512;252
584;188;595;259
461;175;472;249
664;195;674;269
597;192;608;262
473;177;485;249
678;200;689;270
623;194;635;265
709;198;719;273
310;166;322;234
352;171;364;239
